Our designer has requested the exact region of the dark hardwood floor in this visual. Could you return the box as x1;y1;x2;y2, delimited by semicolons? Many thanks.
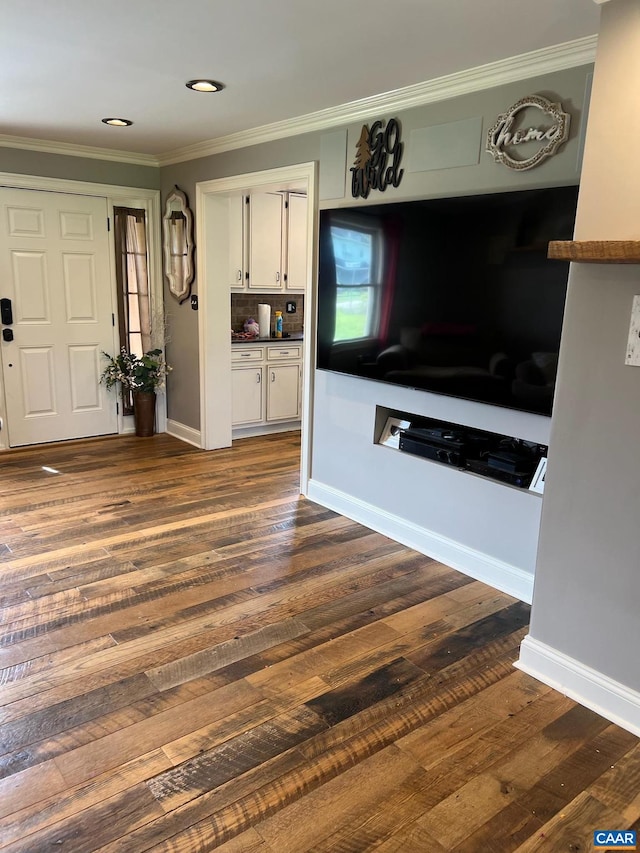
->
0;431;638;852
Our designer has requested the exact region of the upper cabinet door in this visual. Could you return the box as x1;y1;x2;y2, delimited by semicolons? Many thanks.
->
286;193;307;292
249;192;283;290
229;195;248;291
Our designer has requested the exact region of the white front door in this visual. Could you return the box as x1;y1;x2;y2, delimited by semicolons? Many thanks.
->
0;188;117;447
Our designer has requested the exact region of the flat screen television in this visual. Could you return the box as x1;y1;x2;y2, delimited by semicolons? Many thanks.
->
317;185;579;416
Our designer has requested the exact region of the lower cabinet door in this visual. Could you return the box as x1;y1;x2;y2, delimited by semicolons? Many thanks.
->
267;363;301;421
231;366;264;425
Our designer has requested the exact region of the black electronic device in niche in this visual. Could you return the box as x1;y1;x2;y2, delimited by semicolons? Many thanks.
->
317;184;579;416
394;416;545;489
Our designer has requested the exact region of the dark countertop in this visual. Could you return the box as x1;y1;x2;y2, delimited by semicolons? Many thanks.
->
231;333;303;345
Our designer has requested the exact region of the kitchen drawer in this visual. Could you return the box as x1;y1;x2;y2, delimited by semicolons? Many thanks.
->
267;345;302;361
231;347;264;363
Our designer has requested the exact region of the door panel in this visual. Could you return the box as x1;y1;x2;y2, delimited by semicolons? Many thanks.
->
0;188;117;446
59;210;94;240
20;347;56;416
68;345;102;411
13;251;49;322
7;205;45;238
63;254;97;321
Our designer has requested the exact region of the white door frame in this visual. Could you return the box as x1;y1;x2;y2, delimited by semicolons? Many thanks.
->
0;172;163;450
195;162;317;496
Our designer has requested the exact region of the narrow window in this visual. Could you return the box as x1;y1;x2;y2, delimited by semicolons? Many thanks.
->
113;207;151;414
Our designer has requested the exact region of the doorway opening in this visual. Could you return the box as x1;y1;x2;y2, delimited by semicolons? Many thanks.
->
195;163;316;495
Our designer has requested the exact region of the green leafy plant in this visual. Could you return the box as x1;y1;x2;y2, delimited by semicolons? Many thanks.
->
100;348;171;393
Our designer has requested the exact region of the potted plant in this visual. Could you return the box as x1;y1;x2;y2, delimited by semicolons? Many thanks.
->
100;348;171;436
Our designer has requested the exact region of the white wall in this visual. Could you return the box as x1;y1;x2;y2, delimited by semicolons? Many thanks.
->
160;64;592;431
160;63;593;600
309;371;546;601
306;66;591;600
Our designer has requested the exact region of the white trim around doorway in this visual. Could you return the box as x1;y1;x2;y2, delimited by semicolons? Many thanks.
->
195;162;317;497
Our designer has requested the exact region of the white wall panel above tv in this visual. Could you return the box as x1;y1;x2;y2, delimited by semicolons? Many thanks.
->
408;116;483;173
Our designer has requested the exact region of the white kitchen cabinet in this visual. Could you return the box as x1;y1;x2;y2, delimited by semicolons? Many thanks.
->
229;194;249;291
231;345;264;426
267;363;301;421
231;343;302;431
249;192;283;290
285;193;308;292
230;191;307;293
231;364;264;426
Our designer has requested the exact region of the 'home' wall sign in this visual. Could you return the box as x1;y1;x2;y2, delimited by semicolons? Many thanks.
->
486;95;570;171
351;117;404;199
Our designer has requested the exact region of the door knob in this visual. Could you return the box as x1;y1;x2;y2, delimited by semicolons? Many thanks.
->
2;328;14;342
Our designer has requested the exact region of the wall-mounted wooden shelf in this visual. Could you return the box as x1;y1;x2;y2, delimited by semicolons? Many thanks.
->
548;240;640;264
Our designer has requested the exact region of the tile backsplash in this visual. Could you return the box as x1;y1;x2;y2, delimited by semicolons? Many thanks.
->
231;294;304;336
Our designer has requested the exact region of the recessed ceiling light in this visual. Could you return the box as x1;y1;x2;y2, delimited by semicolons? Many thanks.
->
101;117;133;127
186;79;224;93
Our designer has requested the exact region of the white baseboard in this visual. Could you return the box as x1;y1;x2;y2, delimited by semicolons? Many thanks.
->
306;479;534;604
516;635;640;737
166;419;202;448
232;421;301;439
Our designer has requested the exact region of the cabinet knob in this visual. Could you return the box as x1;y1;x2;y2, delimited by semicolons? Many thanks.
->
256;372;261;383
237;269;242;281
275;271;280;282
271;371;275;382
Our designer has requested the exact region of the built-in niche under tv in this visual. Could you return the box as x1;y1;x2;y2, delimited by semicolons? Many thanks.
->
317;185;579;416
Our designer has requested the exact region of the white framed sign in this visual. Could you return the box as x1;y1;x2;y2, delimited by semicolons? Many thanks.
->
486;95;570;171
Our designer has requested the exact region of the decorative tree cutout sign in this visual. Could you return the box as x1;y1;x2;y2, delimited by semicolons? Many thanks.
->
486;95;570;171
351;117;404;198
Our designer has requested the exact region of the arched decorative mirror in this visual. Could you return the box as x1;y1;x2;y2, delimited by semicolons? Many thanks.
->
163;186;194;303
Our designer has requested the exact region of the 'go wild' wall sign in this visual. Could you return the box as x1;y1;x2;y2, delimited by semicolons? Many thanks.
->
351;117;404;199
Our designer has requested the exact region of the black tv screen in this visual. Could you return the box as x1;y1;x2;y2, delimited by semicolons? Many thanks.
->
317;185;579;416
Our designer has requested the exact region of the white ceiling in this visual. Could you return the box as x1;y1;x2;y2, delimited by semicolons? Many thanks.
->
1;0;601;161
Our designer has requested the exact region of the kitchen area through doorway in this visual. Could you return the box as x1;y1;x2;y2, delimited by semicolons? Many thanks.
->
195;163;316;495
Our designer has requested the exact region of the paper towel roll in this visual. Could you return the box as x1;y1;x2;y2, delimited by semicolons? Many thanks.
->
258;303;271;339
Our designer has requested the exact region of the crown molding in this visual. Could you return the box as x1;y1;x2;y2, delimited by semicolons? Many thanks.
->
0;35;597;170
158;34;598;167
0;133;159;167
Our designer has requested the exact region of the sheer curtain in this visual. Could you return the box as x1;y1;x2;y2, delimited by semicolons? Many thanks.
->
114;207;152;413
